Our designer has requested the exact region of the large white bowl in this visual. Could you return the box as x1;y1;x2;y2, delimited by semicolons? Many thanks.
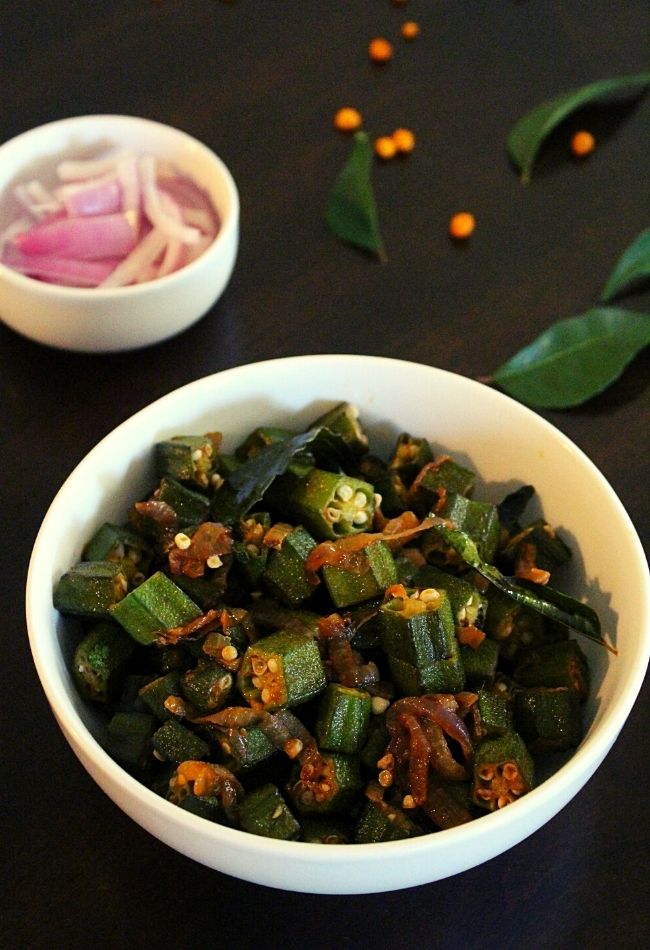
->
0;115;239;352
26;355;650;893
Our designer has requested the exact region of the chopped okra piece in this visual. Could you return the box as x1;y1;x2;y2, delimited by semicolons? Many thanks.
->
359;715;390;771
483;585;558;660
379;588;465;694
308;402;369;458
54;560;128;619
269;467;376;540
471;688;513;738
154;434;217;488
262;525;317;606
315;683;372;754
180;659;234;714
152;719;211;764
473;733;534;811
513;639;590;700
106;711;156;772
322;540;398;608
288;748;363;815
459;637;500;685
502;519;572;579
238;783;301;840
82;522;150;567
72;621;135;703
389;433;434;486
139;672;185;721
300;817;350;844
235;426;293;461
513;686;583;752
214;722;276;771
232;512;272;588
357;454;407;517
408;456;476;513
412;564;487;630
354;797;422;843
237;629;326;711
250;596;322;639
110;571;202;645
154;477;211;526
424;493;500;565
167;760;243;824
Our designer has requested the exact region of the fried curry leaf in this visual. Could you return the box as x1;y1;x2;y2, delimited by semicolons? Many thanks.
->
326;131;386;260
507;72;650;182
431;524;612;651
212;427;351;523
601;227;650;302
491;307;650;409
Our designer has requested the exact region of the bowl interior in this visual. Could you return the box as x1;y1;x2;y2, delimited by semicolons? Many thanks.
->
26;355;650;892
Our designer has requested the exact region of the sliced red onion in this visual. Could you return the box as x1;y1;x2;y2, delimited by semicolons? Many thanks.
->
56;149;131;181
139;155;202;244
1;249;119;287
15;212;137;260
99;226;168;288
56;174;123;217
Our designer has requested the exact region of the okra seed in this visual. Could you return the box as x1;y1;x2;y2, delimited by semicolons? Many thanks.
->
206;554;223;569
271;804;284;820
267;658;279;673
284;738;303;759
402;794;416;809
211;473;225;489
352;511;368;525
221;741;232;755
353;491;367;508
336;484;354;502
325;506;342;523
372;696;390;714
191;449;203;462
260;687;272;704
251;676;262;688
377;753;395;770
219;674;233;690
478;765;495;782
373;492;383;508
378;770;393;788
174;532;192;550
221;645;238;662
419;588;439;604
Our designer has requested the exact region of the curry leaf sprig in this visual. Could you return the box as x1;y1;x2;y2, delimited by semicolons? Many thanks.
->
325;131;386;261
507;71;650;183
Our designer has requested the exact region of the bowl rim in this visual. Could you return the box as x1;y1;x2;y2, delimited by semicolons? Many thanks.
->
25;354;650;875
0;113;240;297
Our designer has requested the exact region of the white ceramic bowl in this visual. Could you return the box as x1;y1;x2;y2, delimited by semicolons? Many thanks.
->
26;355;650;893
0;115;239;352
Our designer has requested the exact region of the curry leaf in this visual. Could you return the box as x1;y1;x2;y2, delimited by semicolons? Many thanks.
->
431;524;613;651
601;227;650;301
491;307;650;409
507;72;650;183
326;131;386;260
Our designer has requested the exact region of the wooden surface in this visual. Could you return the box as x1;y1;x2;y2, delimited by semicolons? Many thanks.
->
1;2;649;947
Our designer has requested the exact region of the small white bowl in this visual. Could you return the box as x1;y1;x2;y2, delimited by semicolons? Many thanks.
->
0;115;239;352
26;356;650;893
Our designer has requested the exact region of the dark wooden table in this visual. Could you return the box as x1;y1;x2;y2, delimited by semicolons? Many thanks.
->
2;3;649;947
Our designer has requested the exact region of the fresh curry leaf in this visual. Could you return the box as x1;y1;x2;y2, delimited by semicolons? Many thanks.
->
507;72;650;182
601;227;650;301
491;307;650;409
326;131;386;260
211;427;352;523
431;524;612;651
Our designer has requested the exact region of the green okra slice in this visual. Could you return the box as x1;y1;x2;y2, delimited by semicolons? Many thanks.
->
354;797;422;843
483;584;553;660
72;621;136;703
471;688;513;738
269;467;376;540
308;402;369;458
250;596;322;639
213;723;276;771
53;560;129;619
300;817;351;844
459;637;500;685
263;524;317;606
139;672;185;721
110;571;202;645
424;493;501;565
408;456;476;513
238;783;301;840
513;639;590;700
82;522;150;569
232;512;272;588
152;719;211;764
473;733;534;811
180;659;234;715
357;454;407;517
106;711;156;772
235;426;293;461
154;434;217;488
389;433;434;486
237;629;326;711
513;686;583;752
322;540;398;608
412;563;487;630
288;748;363;815
502;519;572;575
153;477;211;526
379;588;465;694
167;760;243;825
315;683;372;754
